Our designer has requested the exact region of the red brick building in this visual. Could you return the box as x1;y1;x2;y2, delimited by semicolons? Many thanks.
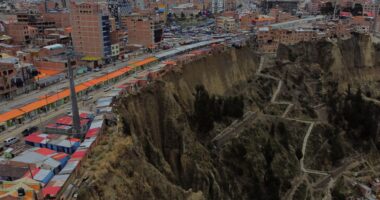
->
43;12;71;28
269;8;298;23
122;14;163;48
5;22;37;44
70;1;112;60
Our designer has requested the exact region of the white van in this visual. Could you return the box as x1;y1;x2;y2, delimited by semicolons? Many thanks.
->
4;137;19;147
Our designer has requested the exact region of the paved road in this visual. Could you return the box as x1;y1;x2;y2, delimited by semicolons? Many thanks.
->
0;60;158;142
0;54;152;112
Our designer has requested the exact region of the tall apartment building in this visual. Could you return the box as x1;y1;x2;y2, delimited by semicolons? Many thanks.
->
121;14;163;48
70;1;111;60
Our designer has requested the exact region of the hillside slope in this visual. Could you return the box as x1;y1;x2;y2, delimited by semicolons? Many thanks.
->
77;34;380;200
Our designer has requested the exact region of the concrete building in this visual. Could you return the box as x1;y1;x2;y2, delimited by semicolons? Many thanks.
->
263;0;300;14
0;58;17;98
240;13;258;31
363;2;377;15
224;0;236;11
270;15;324;29
252;16;275;27
212;0;224;13
111;43;120;58
216;16;237;32
307;0;321;14
16;12;56;33
70;1;112;61
256;27;318;53
5;22;38;44
269;8;298;23
43;11;71;28
122;14;163;48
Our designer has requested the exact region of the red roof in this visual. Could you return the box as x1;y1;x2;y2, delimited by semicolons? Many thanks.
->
117;84;127;89
55;116;72;126
43;186;61;197
79;113;88;119
45;123;57;128
85;128;100;138
71;149;87;160
68;138;80;143
51;152;68;161
80;119;89;126
364;12;374;17
340;11;352;17
24;168;40;178
56;116;89;126
25;133;44;143
34;148;55;156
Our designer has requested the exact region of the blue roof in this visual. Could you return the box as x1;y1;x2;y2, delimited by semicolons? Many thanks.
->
43;44;64;50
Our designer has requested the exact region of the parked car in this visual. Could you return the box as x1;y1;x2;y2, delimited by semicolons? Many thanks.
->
4;137;19;147
22;126;38;136
82;95;93;101
103;86;112;92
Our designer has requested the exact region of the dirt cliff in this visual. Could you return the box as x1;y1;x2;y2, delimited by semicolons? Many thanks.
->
78;34;380;200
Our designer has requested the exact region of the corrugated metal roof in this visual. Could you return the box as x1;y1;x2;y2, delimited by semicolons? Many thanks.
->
51;174;69;182
59;161;79;175
33;169;52;183
43;44;64;50
90;120;103;129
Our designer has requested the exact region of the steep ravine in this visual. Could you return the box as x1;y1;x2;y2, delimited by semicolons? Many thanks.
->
78;34;380;200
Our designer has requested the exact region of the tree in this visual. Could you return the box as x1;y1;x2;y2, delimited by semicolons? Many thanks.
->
269;123;275;136
277;122;289;150
295;148;303;160
320;2;334;15
248;172;262;200
264;167;280;200
263;140;274;166
352;4;363;16
180;12;186;20
193;85;214;133
329;132;344;166
222;96;244;118
331;188;345;200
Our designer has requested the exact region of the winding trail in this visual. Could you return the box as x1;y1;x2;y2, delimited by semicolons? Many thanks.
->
213;56;329;176
256;56;328;176
212;56;329;178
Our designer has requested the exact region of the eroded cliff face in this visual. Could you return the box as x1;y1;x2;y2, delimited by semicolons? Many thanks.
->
277;34;380;91
78;35;380;200
116;48;260;199
78;47;268;200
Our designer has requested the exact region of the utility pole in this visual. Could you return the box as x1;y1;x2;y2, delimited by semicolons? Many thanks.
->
67;46;81;138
